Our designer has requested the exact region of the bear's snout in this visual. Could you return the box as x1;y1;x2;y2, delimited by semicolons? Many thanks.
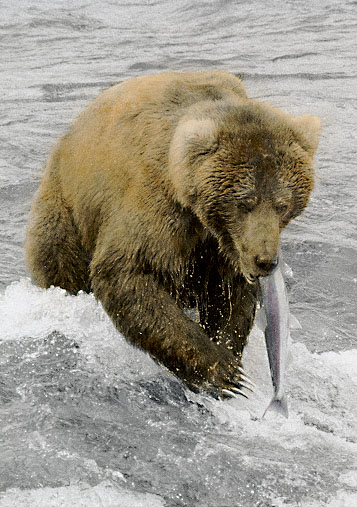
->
235;202;280;280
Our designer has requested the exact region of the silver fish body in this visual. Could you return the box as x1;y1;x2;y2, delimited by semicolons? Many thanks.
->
259;255;290;418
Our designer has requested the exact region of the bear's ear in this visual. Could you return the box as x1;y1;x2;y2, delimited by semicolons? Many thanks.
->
168;118;217;206
293;115;321;155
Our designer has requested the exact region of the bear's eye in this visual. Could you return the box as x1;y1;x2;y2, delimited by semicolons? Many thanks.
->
274;202;289;215
237;197;257;212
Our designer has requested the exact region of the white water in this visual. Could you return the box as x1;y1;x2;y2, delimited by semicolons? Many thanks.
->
0;280;356;507
1;1;356;505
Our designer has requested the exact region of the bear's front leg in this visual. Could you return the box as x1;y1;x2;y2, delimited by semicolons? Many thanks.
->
91;259;247;398
198;274;258;358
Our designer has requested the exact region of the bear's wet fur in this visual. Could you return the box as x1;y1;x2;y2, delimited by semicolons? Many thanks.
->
26;71;320;397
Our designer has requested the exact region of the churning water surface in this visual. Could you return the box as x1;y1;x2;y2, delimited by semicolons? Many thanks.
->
0;1;356;506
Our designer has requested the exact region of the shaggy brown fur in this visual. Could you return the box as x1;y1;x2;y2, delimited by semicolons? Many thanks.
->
26;70;320;396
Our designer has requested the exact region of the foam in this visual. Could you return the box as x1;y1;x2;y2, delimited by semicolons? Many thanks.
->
0;481;164;507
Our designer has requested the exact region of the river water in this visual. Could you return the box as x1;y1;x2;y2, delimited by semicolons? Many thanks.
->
0;1;356;506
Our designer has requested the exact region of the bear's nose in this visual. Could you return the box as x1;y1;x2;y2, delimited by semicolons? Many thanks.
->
255;255;278;275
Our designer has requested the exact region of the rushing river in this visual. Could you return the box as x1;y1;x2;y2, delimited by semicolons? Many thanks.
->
1;1;356;506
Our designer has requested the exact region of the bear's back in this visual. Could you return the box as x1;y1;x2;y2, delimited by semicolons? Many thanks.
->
74;70;247;131
56;71;247;196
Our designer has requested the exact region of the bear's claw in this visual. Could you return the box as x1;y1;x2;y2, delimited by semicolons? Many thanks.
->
238;366;253;382
222;388;238;398
237;380;254;393
239;374;256;389
222;387;249;399
232;386;250;398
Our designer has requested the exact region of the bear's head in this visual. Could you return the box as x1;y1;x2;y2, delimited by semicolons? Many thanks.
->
169;99;320;282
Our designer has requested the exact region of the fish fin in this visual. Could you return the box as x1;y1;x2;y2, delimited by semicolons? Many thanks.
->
289;312;302;330
262;395;289;419
255;307;267;331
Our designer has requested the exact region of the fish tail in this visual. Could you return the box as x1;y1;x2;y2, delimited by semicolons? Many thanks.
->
262;395;289;418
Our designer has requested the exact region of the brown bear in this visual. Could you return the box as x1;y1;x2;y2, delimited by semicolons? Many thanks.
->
25;70;320;398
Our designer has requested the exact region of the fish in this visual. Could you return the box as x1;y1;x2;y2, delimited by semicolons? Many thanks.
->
259;252;291;418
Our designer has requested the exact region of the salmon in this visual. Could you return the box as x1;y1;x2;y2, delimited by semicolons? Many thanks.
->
259;253;291;418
